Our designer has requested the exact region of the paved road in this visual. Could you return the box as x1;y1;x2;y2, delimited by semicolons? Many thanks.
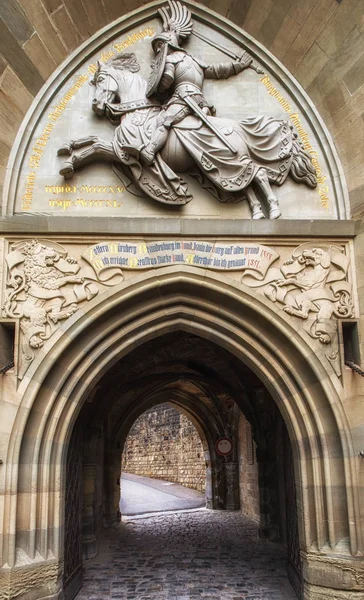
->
120;472;206;515
76;509;297;600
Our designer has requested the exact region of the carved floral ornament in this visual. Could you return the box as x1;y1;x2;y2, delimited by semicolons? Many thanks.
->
1;239;354;378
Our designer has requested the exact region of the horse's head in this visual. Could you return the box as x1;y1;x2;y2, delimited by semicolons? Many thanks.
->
90;53;141;115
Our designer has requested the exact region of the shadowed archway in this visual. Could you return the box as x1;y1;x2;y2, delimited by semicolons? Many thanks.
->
3;267;360;600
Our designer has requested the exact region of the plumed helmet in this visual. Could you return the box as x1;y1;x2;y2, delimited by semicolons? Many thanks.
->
151;1;193;53
151;31;181;53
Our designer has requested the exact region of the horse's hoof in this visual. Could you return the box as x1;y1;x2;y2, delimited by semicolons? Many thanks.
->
269;208;281;219
57;144;73;156
60;161;75;179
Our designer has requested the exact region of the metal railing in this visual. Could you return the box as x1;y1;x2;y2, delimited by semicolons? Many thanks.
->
345;361;364;377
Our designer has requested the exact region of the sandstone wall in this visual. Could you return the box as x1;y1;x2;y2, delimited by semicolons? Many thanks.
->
121;403;206;492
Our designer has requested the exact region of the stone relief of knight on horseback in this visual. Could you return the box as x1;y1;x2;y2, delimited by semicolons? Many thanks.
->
58;0;317;219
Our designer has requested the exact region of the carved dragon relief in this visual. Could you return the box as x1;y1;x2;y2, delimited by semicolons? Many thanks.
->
242;243;354;374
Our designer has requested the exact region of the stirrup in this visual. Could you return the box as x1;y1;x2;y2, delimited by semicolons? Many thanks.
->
121;144;155;166
121;144;142;159
139;147;155;166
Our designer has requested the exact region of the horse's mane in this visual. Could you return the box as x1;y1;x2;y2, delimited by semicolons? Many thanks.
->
91;53;140;84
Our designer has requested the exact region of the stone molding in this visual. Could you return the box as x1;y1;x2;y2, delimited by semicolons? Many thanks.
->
304;583;364;600
0;217;359;236
0;559;61;600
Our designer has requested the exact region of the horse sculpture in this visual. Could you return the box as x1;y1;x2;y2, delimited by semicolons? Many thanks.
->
58;53;317;219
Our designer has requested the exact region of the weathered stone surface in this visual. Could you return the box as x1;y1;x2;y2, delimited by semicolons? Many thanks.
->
49;5;82;52
238;413;259;521
23;33;57;81
0;19;43;96
0;0;34;45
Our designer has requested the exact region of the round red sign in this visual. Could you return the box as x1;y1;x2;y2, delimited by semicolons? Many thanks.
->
215;437;233;456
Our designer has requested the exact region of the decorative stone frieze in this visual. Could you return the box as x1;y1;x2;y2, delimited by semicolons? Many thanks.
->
1;238;355;379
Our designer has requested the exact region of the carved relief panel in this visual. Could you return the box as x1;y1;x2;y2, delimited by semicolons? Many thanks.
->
4;2;346;220
1;238;355;379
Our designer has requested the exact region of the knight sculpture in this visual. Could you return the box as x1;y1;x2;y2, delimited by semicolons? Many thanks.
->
58;0;317;219
123;0;255;165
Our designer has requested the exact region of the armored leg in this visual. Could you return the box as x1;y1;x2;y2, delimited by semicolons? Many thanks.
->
140;104;190;165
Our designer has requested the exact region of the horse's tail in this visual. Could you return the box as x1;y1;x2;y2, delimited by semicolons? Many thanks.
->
290;138;317;188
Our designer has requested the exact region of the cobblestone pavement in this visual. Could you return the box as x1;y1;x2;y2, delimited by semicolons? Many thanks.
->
76;509;297;600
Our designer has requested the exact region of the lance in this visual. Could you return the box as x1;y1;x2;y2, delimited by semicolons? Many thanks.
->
191;30;264;75
179;91;238;154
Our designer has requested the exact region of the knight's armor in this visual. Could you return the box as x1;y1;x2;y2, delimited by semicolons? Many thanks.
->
134;45;252;165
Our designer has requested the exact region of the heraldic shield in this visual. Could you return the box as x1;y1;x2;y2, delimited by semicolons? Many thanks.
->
146;42;169;97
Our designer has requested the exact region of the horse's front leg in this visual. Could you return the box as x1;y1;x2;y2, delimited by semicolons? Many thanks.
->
244;186;265;219
57;136;100;156
59;140;117;179
254;169;281;219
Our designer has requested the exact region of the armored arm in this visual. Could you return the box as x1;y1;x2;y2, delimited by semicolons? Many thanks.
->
159;62;175;92
204;52;253;80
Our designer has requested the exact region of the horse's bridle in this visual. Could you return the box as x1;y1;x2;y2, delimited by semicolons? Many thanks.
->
95;69;160;119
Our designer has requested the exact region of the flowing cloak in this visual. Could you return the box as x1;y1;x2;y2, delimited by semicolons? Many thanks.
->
112;108;192;205
173;115;293;191
113;110;293;204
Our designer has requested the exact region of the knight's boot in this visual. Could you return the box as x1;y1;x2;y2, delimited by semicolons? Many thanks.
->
139;146;157;166
121;142;157;166
140;124;170;165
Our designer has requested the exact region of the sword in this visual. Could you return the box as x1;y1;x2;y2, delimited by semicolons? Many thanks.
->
179;91;238;154
191;30;264;75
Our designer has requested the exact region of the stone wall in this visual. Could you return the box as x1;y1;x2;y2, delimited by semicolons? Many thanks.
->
238;412;260;521
121;403;206;492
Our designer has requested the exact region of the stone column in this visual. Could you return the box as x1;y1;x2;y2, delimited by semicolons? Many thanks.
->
223;461;240;510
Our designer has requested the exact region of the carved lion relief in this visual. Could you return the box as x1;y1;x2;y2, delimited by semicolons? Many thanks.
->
2;240;99;378
243;243;353;373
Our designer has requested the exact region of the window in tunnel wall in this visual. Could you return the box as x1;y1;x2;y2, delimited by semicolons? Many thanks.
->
121;403;206;492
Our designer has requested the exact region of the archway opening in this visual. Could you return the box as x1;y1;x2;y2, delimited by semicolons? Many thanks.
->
11;267;353;600
120;402;207;514
65;330;301;599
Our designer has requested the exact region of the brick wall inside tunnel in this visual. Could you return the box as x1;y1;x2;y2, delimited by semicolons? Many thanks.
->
121;403;207;492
